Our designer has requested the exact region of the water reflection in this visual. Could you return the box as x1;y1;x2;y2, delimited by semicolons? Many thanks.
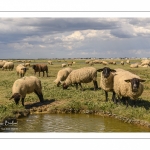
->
13;114;150;132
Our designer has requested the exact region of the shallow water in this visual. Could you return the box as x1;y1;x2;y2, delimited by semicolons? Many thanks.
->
6;113;150;132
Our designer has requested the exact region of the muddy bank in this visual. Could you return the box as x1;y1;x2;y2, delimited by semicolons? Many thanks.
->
3;99;150;130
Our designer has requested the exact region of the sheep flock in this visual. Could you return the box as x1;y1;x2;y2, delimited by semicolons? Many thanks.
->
0;58;149;108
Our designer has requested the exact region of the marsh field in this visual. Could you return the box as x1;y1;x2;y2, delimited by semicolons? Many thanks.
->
0;58;150;128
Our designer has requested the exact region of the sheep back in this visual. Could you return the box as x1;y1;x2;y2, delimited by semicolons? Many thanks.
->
65;67;97;85
54;67;73;85
12;76;42;98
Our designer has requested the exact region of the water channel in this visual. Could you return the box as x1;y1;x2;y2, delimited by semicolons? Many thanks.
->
5;113;150;132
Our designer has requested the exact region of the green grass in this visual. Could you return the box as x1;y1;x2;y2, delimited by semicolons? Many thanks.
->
0;58;150;125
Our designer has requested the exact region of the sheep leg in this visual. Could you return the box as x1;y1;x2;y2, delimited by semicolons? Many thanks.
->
105;91;108;102
75;83;78;90
34;90;44;103
39;72;40;77
21;98;25;106
79;83;83;91
43;71;44;77
93;81;98;90
112;91;117;103
46;71;48;77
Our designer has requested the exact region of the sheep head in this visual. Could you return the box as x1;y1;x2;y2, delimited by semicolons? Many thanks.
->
98;67;116;78
9;93;21;105
124;78;146;92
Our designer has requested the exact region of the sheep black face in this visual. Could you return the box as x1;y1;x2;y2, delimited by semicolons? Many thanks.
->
98;67;116;78
62;83;69;89
124;78;146;92
9;93;21;105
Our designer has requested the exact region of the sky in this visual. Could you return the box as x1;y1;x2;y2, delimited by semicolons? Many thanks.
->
1;18;150;59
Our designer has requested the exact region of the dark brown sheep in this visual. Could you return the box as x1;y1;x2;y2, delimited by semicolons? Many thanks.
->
32;64;48;77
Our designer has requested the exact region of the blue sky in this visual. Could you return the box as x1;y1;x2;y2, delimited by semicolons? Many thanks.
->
1;18;150;59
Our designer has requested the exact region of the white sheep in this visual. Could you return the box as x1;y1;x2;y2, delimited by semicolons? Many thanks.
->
130;63;139;68
54;67;73;87
0;61;6;68
113;68;145;107
62;67;99;91
120;61;124;65
62;63;67;67
9;76;44;106
16;64;29;77
2;62;14;70
99;67;116;102
141;59;150;66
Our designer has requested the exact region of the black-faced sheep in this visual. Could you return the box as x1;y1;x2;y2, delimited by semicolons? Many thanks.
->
99;67;116;102
16;64;29;77
113;69;146;107
32;64;48;77
62;67;99;91
9;76;44;106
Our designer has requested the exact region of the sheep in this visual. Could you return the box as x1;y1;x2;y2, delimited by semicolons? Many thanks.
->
48;61;53;65
102;61;108;65
99;67;116;102
89;61;94;66
9;76;44;106
126;60;130;64
2;62;14;70
24;63;30;67
62;63;67;67
0;61;6;68
130;63;139;68
67;62;73;66
120;61;124;65
113;69;146;107
141;60;150;66
32;64;48;77
62;67;99;91
54;67;73;87
16;64;29;77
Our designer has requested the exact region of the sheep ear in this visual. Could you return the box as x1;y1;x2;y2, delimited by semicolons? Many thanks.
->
124;79;131;83
97;68;104;72
110;69;116;72
9;95;14;100
139;79;146;82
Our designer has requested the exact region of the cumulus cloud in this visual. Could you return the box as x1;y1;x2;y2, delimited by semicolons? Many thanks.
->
0;18;150;59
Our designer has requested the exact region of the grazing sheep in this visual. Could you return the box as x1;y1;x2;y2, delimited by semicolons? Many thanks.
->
48;61;53;65
113;69;145;107
85;60;91;64
9;76;44;106
24;63;30;67
102;61;108;65
89;61;94;66
141;60;150;66
0;61;6;68
99;67;116;102
130;63;138;68
62;67;99;91
16;64;29;77
67;62;73;66
2;62;14;70
32;64;48;77
120;61;124;65
54;67;73;87
62;63;67;67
